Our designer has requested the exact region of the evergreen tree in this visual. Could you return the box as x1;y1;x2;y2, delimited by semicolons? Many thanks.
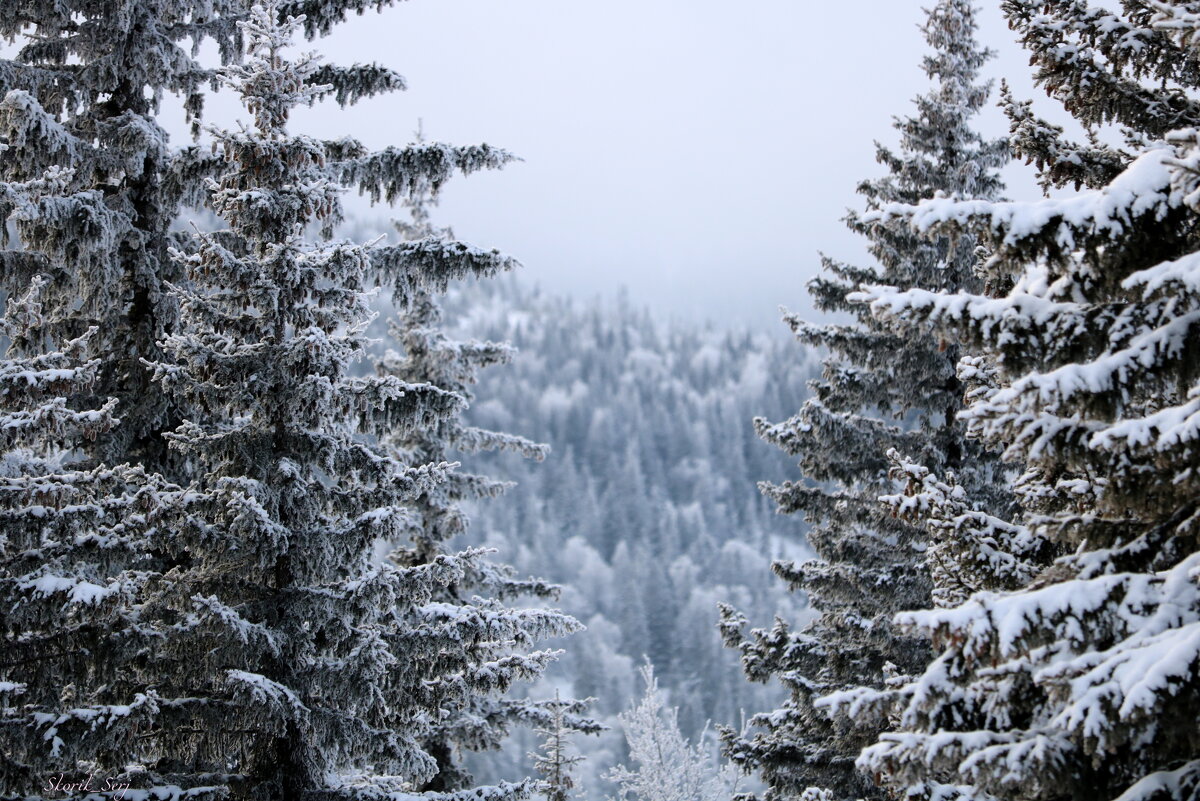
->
719;3;1009;799
998;0;1199;193
415;276;811;797
879;443;1049;609
0;0;244;475
2;0;569;796
377;139;598;791
529;692;588;801
845;3;1200;799
606;664;738;801
132;6;572;798
0;7;227;790
0;2;279;481
0;266;172;797
0;0;425;479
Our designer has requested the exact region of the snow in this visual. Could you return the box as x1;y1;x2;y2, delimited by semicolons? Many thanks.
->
1124;249;1200;297
113;787;222;801
866;147;1176;249
1092;385;1200;453
538;381;587;416
1113;760;1200;801
5;0;1196;798
22;573;119;605
886;548;1200;775
995;310;1200;405
225;670;308;714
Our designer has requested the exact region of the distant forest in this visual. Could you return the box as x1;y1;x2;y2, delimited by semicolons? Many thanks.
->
371;275;816;793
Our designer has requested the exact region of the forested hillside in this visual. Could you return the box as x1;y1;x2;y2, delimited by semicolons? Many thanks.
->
393;277;818;790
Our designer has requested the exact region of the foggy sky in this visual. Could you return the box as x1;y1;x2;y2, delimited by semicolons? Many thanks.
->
169;1;1063;326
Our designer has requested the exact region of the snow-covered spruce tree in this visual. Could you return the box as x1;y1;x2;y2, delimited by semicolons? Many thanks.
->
843;4;1200;800
877;441;1050;611
529;692;587;801
138;6;575;799
718;3;1009;799
997;0;1200;194
0;0;419;478
0;264;174;797
607;664;737;801
380;146;548;572
0;0;244;476
377;143;598;790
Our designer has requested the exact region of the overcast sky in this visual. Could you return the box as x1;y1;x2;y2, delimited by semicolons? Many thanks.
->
171;1;1058;326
